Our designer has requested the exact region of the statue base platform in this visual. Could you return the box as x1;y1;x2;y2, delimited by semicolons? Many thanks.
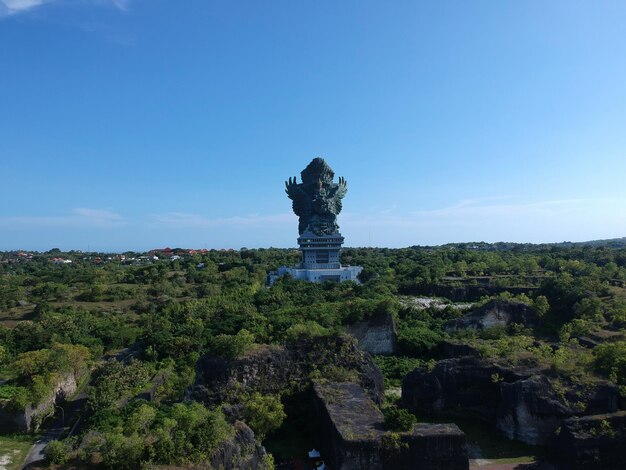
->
268;265;363;286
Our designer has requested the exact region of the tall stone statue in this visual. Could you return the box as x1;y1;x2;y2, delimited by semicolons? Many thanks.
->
269;157;362;285
285;157;348;235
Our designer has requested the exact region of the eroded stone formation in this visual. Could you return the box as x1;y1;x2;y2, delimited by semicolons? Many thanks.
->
312;382;468;470
402;354;619;447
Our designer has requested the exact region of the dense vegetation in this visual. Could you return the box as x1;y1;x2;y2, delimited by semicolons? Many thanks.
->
1;242;626;467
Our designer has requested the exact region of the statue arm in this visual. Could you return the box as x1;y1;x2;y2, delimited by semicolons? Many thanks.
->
285;177;302;199
335;176;348;199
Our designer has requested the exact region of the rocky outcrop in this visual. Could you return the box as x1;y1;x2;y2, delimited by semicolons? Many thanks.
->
553;411;626;470
208;420;270;470
402;357;619;446
189;334;384;406
0;372;78;433
497;375;570;445
402;356;531;422
345;312;397;355
445;299;539;333
312;382;468;470
441;340;480;358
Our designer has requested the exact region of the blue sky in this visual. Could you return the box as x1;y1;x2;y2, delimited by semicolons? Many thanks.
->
1;0;625;251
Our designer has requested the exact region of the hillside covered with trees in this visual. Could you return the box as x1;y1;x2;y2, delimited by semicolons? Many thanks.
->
1;243;625;469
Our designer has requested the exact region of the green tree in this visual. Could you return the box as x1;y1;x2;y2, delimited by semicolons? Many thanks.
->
210;329;255;359
533;295;550;318
242;392;286;439
594;341;626;385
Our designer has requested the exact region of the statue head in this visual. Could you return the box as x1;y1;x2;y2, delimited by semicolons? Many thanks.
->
301;157;335;186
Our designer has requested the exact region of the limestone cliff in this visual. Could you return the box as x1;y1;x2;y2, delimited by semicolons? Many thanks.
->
208;421;270;470
345;312;397;355
445;299;539;333
402;357;619;446
188;335;384;406
0;371;78;433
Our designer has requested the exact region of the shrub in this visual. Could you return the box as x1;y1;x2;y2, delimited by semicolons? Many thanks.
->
397;325;443;356
381;431;408;451
373;356;423;388
45;440;69;465
284;321;330;341
478;325;507;340
242;392;286;439
383;406;416;432
210;329;255;359
594;341;626;385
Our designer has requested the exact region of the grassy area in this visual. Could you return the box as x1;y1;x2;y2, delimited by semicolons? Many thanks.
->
609;286;626;300
0;307;35;328
0;434;36;470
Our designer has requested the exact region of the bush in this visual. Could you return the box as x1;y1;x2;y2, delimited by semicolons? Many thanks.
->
101;432;144;470
594;341;626;385
45;440;69;465
397;325;443;356
383;406;416;432
210;329;255;359
478;325;507;340
373;356;423;388
284;321;330;341
242;392;286;439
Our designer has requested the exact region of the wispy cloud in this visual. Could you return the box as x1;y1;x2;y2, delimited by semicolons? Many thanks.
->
151;212;293;229
1;0;47;16
110;0;129;11
0;0;130;18
73;207;123;222
0;208;125;229
412;198;586;218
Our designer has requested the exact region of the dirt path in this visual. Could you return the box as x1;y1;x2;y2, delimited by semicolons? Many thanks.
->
468;442;493;466
471;464;556;470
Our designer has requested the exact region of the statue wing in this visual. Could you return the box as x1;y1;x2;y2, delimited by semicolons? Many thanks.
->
285;177;310;216
325;177;347;216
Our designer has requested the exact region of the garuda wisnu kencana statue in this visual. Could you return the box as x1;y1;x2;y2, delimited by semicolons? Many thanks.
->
285;158;348;236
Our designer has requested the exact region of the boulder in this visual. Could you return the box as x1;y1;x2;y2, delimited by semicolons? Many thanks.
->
402;356;530;422
441;340;480;358
497;375;570;445
402;357;619;446
553;411;626;470
312;382;468;470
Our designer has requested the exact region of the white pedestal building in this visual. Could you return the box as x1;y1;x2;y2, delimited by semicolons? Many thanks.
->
269;231;362;285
